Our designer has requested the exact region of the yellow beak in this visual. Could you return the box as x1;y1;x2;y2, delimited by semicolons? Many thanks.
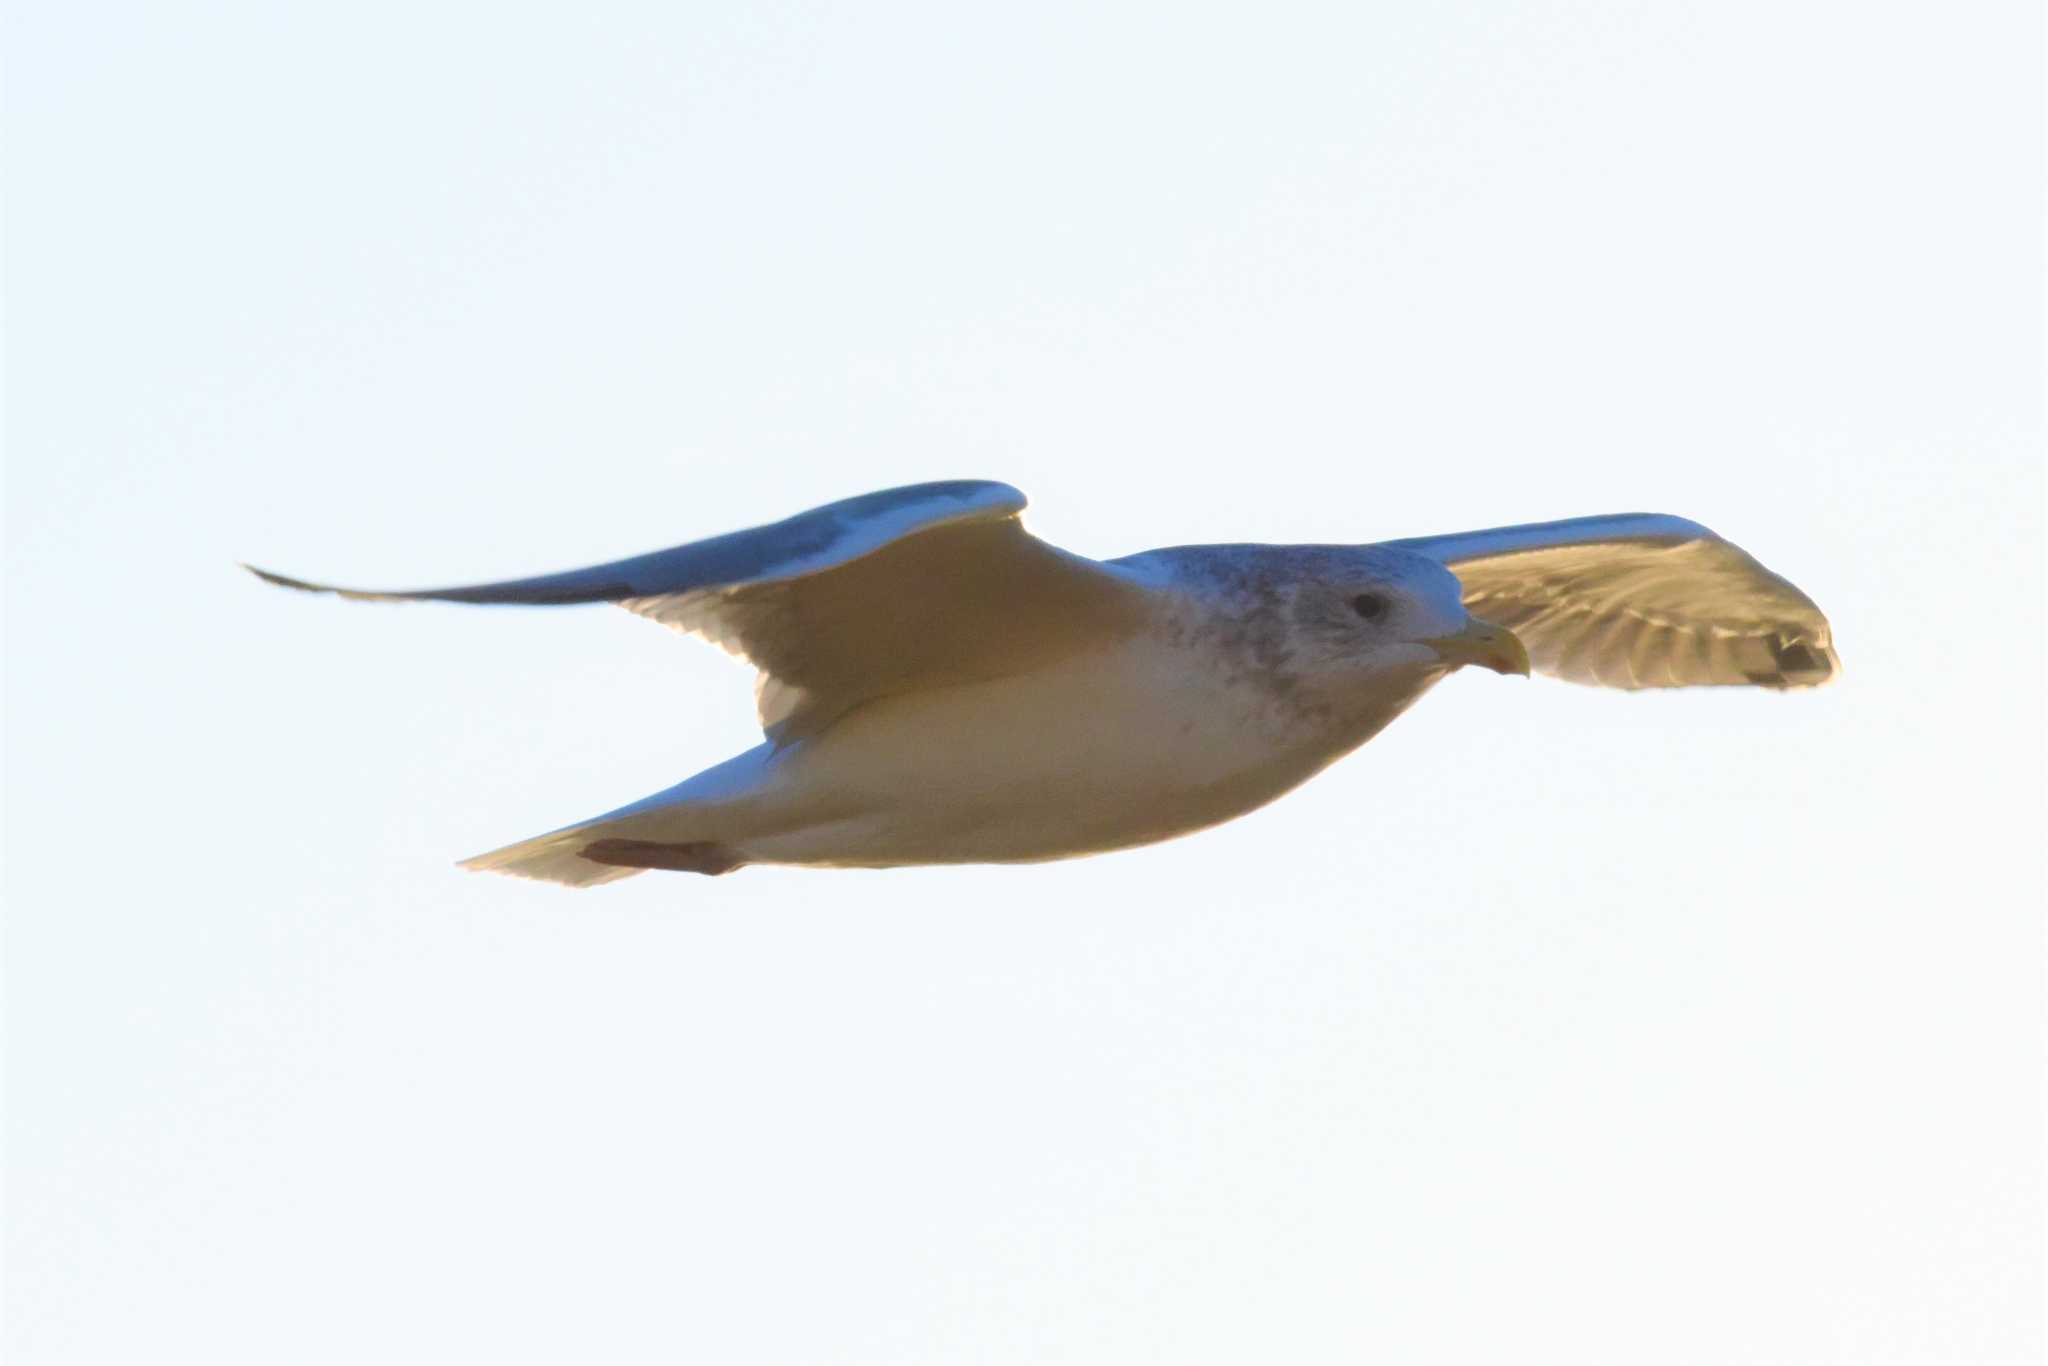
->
1425;617;1531;677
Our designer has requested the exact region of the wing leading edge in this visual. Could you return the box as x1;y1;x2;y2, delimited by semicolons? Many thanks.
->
246;479;1152;742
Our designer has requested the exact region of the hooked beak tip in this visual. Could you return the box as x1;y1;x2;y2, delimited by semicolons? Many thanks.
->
1426;618;1531;677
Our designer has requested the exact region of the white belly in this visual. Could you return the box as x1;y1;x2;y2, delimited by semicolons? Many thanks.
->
728;642;1439;867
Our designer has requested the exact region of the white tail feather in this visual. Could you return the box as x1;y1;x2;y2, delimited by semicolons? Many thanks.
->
459;827;645;887
457;743;779;888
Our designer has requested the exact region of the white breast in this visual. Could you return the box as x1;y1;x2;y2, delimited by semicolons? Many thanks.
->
737;632;1440;867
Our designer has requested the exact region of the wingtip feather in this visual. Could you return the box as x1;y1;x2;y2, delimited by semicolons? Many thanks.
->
243;562;330;593
243;563;420;602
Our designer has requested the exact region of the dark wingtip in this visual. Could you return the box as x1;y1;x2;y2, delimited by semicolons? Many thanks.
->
1743;637;1843;690
241;563;403;601
242;563;334;593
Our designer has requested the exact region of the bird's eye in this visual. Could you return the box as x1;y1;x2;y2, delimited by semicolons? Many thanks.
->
1351;593;1387;621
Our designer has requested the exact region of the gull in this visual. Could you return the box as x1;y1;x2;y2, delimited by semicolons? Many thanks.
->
248;480;1839;886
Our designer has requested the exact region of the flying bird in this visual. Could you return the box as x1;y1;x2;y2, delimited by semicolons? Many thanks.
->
248;480;1838;886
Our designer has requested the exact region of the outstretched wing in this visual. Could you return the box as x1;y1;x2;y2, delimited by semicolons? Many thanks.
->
1384;513;1839;689
248;480;1151;741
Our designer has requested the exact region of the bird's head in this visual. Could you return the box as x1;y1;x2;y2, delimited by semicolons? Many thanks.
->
1283;545;1530;687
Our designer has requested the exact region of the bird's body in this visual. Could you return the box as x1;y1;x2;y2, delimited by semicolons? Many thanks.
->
559;568;1441;877
248;481;1839;886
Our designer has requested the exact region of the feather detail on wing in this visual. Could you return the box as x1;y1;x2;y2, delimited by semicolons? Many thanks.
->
1384;514;1839;690
246;480;1152;741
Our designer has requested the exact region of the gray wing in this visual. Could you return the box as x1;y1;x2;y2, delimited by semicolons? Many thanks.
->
248;480;1151;742
1384;513;1840;689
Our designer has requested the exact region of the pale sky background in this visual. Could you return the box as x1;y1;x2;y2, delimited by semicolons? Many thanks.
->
6;2;2042;1362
